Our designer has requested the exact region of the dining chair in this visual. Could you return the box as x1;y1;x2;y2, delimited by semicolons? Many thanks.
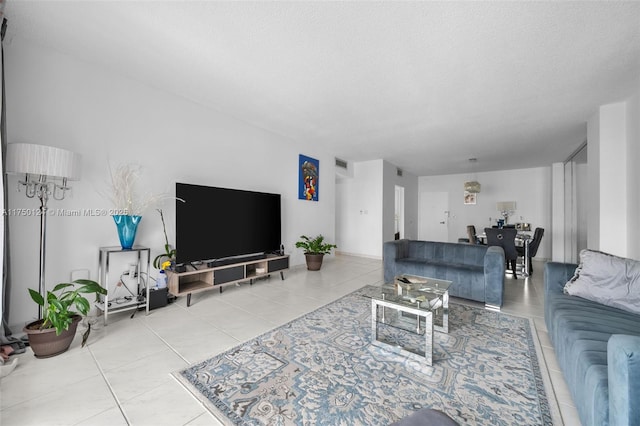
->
467;225;479;245
484;227;518;278
458;225;479;244
517;227;544;275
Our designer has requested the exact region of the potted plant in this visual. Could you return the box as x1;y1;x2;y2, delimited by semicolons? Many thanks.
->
295;234;337;271
24;279;107;358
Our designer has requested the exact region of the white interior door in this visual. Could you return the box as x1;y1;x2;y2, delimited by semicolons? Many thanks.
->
419;191;449;242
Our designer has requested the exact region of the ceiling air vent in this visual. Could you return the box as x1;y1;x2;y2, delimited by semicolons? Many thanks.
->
335;158;348;169
397;168;403;177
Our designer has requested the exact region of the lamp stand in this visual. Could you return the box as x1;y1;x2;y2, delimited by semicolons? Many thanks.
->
19;175;66;321
37;185;48;320
6;143;81;321
501;211;510;225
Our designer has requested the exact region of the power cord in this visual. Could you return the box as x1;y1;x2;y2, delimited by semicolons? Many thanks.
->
107;270;150;318
117;271;138;298
119;270;151;302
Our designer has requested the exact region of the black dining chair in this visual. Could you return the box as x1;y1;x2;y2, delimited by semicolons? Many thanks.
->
484;227;518;278
517;227;544;275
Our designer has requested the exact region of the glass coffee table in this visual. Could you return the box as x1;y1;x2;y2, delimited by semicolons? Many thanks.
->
371;274;451;365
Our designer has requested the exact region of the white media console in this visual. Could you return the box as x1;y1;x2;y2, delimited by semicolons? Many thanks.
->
165;253;289;306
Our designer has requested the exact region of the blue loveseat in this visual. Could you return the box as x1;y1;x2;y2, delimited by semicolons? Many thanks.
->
544;261;640;426
383;240;505;310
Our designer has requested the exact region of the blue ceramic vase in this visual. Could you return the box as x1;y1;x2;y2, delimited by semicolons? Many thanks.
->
113;215;142;249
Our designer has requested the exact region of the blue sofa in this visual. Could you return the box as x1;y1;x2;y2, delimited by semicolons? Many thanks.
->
383;240;505;310
544;261;640;426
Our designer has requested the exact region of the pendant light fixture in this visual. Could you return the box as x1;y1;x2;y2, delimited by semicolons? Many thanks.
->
464;158;481;193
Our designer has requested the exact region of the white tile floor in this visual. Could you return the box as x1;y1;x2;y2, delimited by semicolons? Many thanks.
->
0;255;580;425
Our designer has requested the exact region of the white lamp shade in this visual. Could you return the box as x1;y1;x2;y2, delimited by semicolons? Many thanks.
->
6;143;81;181
464;181;481;193
496;201;516;212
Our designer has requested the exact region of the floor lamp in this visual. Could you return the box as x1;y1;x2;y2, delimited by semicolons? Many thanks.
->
5;143;81;319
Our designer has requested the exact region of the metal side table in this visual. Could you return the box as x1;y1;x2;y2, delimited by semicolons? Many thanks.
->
96;246;150;325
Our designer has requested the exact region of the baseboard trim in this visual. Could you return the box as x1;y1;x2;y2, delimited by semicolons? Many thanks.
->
335;251;382;260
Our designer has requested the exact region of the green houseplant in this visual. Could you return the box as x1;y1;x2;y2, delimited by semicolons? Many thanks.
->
24;279;107;358
153;209;176;269
295;234;337;271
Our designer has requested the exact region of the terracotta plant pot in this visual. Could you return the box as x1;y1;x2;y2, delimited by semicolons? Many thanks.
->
305;253;325;271
23;315;81;358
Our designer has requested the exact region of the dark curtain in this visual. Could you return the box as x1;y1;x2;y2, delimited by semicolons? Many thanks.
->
1;16;11;338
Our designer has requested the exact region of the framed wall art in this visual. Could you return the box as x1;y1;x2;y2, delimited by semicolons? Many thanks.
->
464;191;476;205
299;154;319;201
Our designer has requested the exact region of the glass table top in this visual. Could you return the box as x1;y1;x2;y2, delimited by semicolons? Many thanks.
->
376;274;451;311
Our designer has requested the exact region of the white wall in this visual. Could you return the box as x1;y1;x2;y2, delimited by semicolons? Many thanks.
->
419;167;552;259
627;80;640;259
599;103;628;254
5;38;336;329
586;112;601;251
586;80;640;259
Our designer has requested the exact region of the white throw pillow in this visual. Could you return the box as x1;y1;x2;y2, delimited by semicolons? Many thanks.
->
564;249;640;315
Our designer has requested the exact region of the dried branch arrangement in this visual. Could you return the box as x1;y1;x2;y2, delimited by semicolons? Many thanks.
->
107;164;169;216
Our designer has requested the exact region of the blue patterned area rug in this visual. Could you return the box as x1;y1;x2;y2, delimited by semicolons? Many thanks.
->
174;285;561;425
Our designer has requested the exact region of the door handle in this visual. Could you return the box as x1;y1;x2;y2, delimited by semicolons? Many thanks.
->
439;221;445;224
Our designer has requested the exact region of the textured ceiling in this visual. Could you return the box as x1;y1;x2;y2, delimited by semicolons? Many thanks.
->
5;1;640;176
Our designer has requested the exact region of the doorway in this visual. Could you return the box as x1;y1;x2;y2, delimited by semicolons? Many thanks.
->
419;191;449;242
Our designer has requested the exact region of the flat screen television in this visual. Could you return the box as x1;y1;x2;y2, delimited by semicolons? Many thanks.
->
175;183;281;265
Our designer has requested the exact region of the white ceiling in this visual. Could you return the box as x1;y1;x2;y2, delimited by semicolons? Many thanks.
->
5;1;640;176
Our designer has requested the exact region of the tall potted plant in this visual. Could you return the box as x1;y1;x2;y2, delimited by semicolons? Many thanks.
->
295;234;337;271
153;208;177;269
23;279;107;358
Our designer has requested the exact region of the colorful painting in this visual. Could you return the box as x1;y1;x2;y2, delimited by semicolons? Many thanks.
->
299;154;319;201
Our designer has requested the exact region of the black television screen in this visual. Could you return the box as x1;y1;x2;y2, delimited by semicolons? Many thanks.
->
175;183;281;264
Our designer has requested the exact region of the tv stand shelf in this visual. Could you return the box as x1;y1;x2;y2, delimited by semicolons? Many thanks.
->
166;254;289;306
